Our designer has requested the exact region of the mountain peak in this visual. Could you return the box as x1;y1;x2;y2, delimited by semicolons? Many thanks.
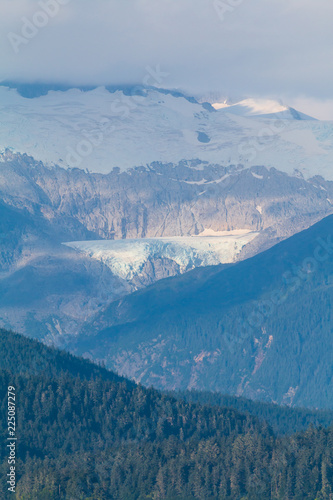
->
212;97;315;120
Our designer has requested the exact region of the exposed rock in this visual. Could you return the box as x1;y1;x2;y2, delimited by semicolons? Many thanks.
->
1;152;333;342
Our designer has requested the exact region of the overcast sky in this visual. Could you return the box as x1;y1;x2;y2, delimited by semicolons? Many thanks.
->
1;0;333;119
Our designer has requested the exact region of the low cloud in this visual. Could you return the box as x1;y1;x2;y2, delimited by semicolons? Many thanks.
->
1;0;333;117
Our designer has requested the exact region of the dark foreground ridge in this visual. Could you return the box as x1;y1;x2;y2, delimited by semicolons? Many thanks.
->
0;328;332;499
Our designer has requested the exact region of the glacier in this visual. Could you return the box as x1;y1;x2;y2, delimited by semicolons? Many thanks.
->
64;230;259;281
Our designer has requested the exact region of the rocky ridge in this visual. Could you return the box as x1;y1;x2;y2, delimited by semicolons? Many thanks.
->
1;152;333;342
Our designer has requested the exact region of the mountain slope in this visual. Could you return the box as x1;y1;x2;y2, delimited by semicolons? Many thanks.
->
73;215;333;408
0;328;130;384
2;152;333;342
0;197;134;343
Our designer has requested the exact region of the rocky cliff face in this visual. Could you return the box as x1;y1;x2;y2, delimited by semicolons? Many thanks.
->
2;152;333;242
71;215;333;408
1;151;333;341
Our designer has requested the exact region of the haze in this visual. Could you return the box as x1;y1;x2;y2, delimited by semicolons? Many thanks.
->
1;0;333;119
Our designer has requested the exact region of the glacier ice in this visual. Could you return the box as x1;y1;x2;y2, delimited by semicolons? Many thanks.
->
64;231;259;280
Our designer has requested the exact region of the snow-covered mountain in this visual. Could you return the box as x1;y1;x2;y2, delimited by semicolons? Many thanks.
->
211;98;314;120
1;84;333;180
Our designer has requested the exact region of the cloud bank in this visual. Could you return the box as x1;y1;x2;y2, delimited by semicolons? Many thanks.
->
1;0;333;117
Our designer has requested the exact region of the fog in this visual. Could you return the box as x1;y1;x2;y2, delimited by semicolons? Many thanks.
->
1;0;333;118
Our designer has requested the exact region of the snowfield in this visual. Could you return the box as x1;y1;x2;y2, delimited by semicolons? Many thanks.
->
211;98;313;120
1;85;333;180
64;230;259;280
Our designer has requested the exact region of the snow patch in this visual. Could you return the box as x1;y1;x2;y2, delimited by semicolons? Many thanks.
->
251;172;264;179
183;174;230;185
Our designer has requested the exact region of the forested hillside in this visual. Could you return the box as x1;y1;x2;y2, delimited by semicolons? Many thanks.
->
74;214;333;408
0;329;332;499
